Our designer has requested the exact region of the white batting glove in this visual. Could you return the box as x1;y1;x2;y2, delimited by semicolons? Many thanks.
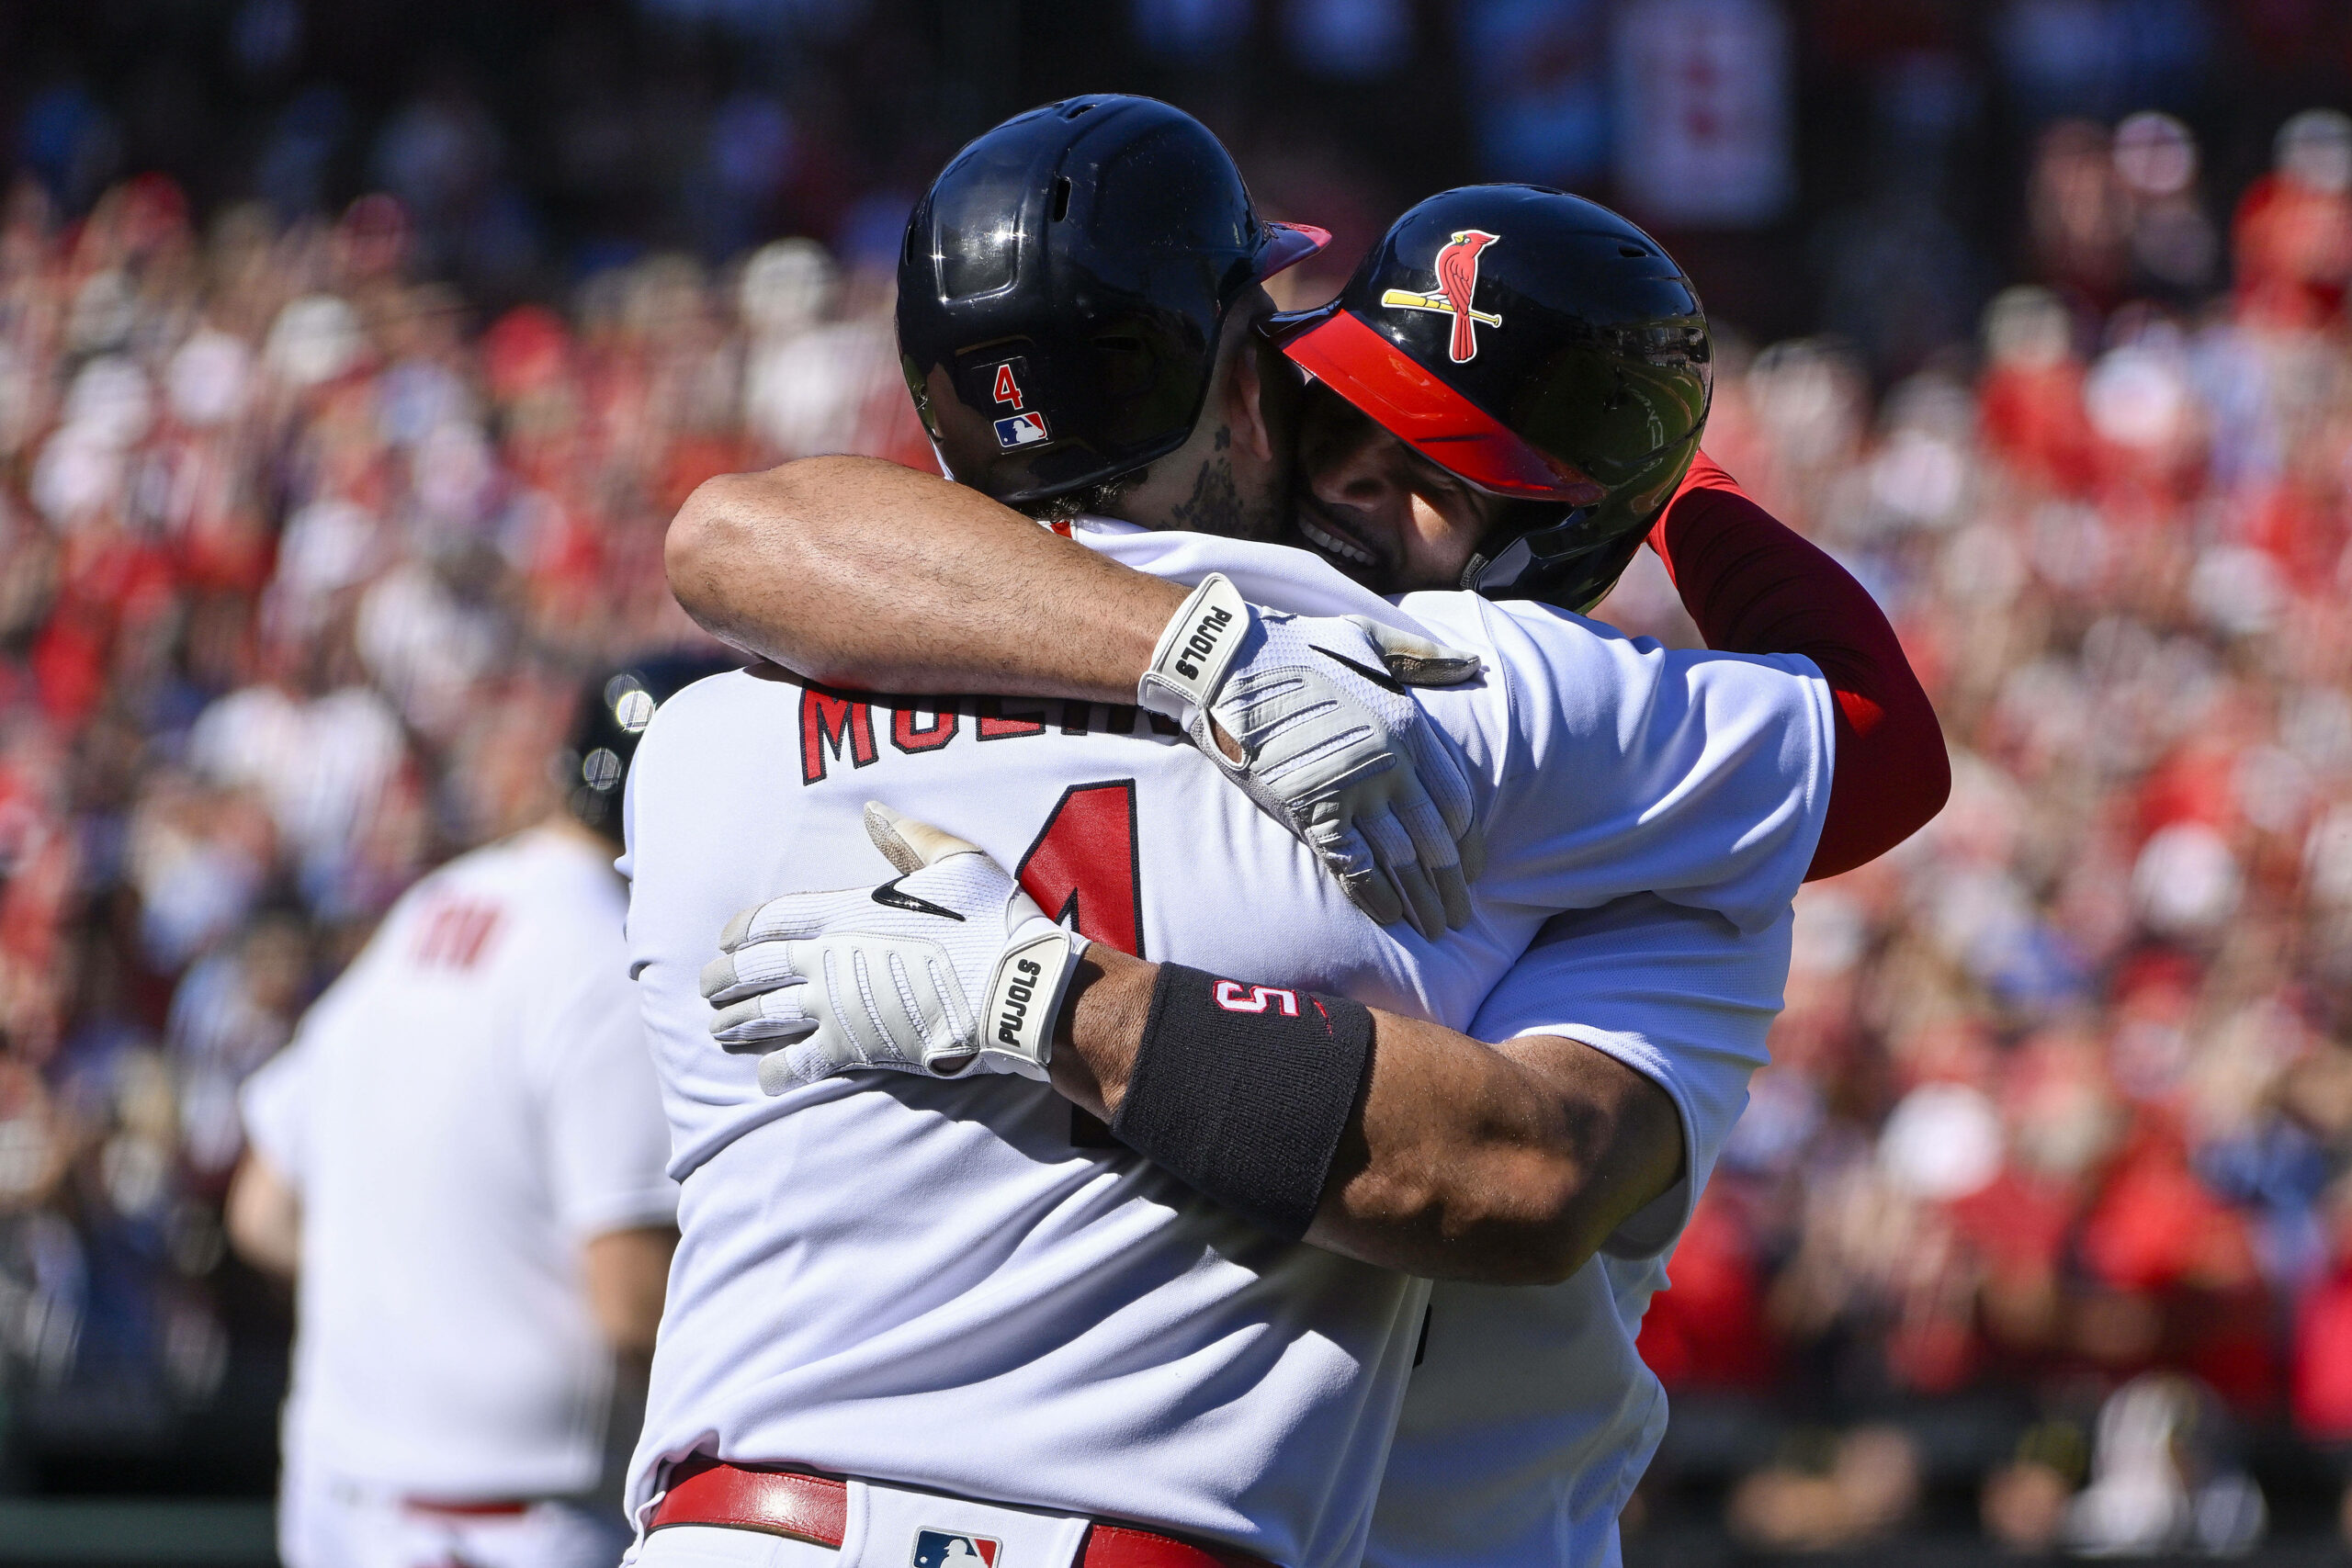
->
701;804;1088;1094
1138;573;1486;940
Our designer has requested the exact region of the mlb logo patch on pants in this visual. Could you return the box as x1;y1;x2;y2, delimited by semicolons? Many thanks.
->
842;1478;1085;1568
911;1529;1000;1567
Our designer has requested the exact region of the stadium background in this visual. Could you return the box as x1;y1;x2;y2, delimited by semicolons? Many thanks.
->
5;0;2352;1561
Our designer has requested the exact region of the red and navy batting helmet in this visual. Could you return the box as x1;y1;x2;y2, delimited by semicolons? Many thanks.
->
1269;186;1711;613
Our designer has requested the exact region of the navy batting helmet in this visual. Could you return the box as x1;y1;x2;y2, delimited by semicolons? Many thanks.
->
897;95;1328;507
560;649;741;838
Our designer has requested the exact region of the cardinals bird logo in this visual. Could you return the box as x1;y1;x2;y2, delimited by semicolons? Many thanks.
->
1381;230;1502;363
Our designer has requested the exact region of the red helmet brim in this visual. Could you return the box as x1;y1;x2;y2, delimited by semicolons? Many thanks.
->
1269;306;1601;502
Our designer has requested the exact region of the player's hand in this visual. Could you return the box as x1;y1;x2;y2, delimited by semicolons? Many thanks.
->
699;804;1088;1095
1140;573;1486;940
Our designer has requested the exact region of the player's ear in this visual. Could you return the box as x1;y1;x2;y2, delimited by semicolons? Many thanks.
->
1225;290;1283;467
1228;331;1278;466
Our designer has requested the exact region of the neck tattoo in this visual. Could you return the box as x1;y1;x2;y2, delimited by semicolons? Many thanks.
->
1170;455;1247;538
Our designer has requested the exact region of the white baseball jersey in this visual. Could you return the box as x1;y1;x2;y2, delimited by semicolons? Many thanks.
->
241;825;678;1504
1371;893;1790;1568
619;521;1834;1568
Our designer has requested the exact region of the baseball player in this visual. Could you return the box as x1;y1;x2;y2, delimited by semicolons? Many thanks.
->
665;175;1945;1568
616;99;1933;1568
226;651;733;1568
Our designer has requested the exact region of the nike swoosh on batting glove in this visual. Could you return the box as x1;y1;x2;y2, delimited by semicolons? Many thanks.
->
701;804;1088;1094
1137;572;1487;939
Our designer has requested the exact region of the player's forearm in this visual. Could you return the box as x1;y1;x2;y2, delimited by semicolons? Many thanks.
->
1311;1014;1681;1284
581;1224;678;1360
666;456;1183;700
225;1155;300;1280
1052;951;1681;1285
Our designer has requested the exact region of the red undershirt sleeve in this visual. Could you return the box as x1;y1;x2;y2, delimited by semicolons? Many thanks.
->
1646;453;1951;880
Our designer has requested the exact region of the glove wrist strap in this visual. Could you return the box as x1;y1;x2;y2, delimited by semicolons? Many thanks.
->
973;928;1088;1080
1137;573;1252;724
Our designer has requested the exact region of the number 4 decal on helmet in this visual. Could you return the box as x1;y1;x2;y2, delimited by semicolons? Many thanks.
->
989;361;1045;446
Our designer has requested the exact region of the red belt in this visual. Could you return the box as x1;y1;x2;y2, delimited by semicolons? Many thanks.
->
403;1497;531;1517
650;1457;1272;1568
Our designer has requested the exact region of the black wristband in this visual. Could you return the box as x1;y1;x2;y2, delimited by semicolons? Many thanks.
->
1110;963;1374;1242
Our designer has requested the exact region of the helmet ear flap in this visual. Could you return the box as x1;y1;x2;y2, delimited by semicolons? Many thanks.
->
1464;517;1652;615
1458;424;1700;614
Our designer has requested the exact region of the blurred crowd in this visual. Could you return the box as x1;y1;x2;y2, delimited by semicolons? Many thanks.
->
0;174;923;1480
16;84;2352;1560
1614;107;2352;1554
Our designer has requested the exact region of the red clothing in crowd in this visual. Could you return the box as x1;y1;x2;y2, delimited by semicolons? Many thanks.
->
1980;357;2099;496
1636;1190;1778;1393
2295;1259;2352;1439
2233;172;2352;330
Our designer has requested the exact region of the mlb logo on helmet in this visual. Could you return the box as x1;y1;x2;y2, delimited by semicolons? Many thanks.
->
993;412;1049;447
911;1528;1001;1567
